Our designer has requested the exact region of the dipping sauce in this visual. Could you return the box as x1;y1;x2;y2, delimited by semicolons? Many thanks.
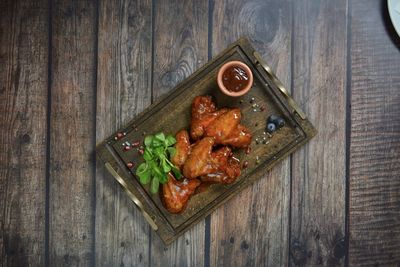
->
222;65;250;92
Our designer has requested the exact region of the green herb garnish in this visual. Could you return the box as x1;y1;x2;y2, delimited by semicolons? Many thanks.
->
136;132;182;193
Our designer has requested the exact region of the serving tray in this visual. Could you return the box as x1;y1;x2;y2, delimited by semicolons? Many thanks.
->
96;38;316;244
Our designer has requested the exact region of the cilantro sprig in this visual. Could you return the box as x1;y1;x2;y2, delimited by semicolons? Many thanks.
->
135;132;182;193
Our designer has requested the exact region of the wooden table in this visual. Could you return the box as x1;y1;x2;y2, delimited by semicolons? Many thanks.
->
1;0;399;266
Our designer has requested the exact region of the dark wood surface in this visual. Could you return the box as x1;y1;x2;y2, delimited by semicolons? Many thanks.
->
290;1;347;266
1;0;399;266
350;1;400;266
96;0;152;266
49;0;97;265
0;0;48;266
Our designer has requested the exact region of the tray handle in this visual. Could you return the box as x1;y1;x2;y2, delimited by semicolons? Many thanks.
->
253;51;306;120
105;162;159;231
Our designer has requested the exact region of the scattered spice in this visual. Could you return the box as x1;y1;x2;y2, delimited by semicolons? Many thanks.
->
242;161;249;169
132;141;140;147
123;145;132;151
245;146;251;154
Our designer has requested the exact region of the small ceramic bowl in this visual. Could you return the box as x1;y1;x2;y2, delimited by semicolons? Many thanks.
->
217;60;253;97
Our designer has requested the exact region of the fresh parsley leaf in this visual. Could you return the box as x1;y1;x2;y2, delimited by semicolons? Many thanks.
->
159;173;168;184
139;169;151;184
161;159;171;173
150;177;160;194
154;132;165;142
144;135;154;147
136;131;183;193
136;163;151;184
143;149;153;161
165;135;176;146
167;147;176;157
171;165;182;180
152;165;163;177
154;146;164;156
152;138;163;147
136;162;148;175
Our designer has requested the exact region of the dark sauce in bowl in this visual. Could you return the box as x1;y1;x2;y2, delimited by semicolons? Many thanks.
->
222;66;250;92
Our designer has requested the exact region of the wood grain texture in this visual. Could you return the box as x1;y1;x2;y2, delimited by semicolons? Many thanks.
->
95;0;152;266
210;1;292;266
349;0;400;265
0;0;48;266
49;0;97;265
150;0;208;266
290;1;348;266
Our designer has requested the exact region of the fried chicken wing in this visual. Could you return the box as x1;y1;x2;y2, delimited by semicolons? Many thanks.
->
200;148;241;184
204;108;252;148
219;124;252;148
183;137;216;179
190;96;252;148
190;96;229;140
204;108;241;141
182;138;241;183
171;130;190;170
161;173;201;214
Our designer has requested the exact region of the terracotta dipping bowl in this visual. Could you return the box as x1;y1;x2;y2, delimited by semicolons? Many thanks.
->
217;60;253;97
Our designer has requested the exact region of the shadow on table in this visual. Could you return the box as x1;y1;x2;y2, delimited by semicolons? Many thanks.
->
381;0;400;50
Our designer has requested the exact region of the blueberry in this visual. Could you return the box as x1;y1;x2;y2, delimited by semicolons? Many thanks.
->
267;123;276;133
267;115;279;123
275;117;285;128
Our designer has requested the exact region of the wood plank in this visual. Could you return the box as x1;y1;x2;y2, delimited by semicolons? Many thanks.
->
210;1;292;266
0;0;48;265
349;0;400;265
49;0;97;265
150;0;208;265
290;1;347;266
95;0;152;266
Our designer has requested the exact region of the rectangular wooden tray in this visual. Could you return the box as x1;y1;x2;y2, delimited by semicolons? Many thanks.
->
96;38;316;244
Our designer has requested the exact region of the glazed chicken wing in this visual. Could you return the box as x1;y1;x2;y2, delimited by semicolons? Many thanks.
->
182;138;241;183
190;96;228;140
171;130;190;170
204;108;252;148
183;137;216;179
219;124;252;148
190;96;252;148
161;173;201;214
199;147;241;184
204;108;241;142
